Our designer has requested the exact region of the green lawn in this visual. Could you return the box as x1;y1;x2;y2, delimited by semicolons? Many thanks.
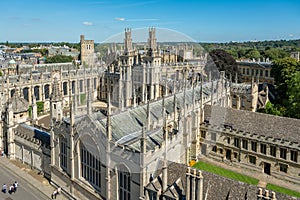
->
193;161;259;185
193;161;300;198
266;183;300;198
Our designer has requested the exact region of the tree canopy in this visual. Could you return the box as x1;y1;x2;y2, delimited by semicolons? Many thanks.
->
286;71;300;118
205;49;241;81
271;57;300;105
200;39;299;61
259;57;300;119
45;55;73;63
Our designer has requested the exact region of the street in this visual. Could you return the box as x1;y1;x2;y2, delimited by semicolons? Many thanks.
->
0;161;51;200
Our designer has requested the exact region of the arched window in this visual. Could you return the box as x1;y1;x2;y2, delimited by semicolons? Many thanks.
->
119;165;131;200
87;79;90;89
72;81;76;94
10;89;15;97
60;139;67;171
63;82;68;96
80;80;83;93
94;78;97;89
23;87;29;101
80;144;101;189
34;86;40;101
44;84;50;99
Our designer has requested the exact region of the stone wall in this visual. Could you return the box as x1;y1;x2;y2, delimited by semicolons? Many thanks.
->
14;134;51;178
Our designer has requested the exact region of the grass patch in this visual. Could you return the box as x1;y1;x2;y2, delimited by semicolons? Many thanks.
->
266;183;300;198
193;161;259;185
80;93;86;104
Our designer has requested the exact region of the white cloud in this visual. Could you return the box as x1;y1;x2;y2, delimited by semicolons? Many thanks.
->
289;34;294;37
115;18;159;22
126;18;158;22
83;21;93;26
115;18;125;21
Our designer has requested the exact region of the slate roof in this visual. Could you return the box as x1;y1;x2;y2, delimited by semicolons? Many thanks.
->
69;81;215;152
14;123;50;146
204;105;300;144
145;161;188;198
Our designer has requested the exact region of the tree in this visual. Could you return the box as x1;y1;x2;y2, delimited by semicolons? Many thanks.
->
205;49;241;81
286;72;300;119
263;48;288;60
45;55;73;63
257;102;284;116
37;102;44;114
271;57;300;105
245;49;260;60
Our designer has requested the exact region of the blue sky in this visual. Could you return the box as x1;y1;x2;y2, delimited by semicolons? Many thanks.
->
1;0;299;43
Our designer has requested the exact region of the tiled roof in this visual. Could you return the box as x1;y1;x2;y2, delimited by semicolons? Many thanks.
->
14;123;50;146
204;105;300;144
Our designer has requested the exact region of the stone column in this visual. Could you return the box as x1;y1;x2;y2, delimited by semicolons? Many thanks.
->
275;147;279;158
150;85;154;100
266;144;270;155
39;85;43;101
142;64;146;102
191;169;197;200
248;141;251;152
196;170;203;200
236;95;241;110
41;84;45;102
286;149;290;161
31;149;34;169
28;86;32;105
257;142;261;153
21;145;24;163
228;96;232;107
57;137;60;169
155;83;159;100
186;168;190;200
119;67;123;109
0;121;3;150
76;140;80;178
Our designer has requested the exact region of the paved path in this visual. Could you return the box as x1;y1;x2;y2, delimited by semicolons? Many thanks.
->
0;156;68;200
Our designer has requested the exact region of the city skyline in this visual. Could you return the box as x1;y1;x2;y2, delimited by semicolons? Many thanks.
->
1;0;300;43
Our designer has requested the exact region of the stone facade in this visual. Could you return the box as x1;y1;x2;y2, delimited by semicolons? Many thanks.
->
80;35;95;67
201;105;300;185
49;76;229;200
237;61;274;84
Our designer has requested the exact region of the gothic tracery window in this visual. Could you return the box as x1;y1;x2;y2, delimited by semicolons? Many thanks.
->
60;139;68;171
119;165;131;200
80;144;101;189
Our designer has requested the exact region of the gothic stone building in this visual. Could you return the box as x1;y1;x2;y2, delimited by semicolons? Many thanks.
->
49;76;230;200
